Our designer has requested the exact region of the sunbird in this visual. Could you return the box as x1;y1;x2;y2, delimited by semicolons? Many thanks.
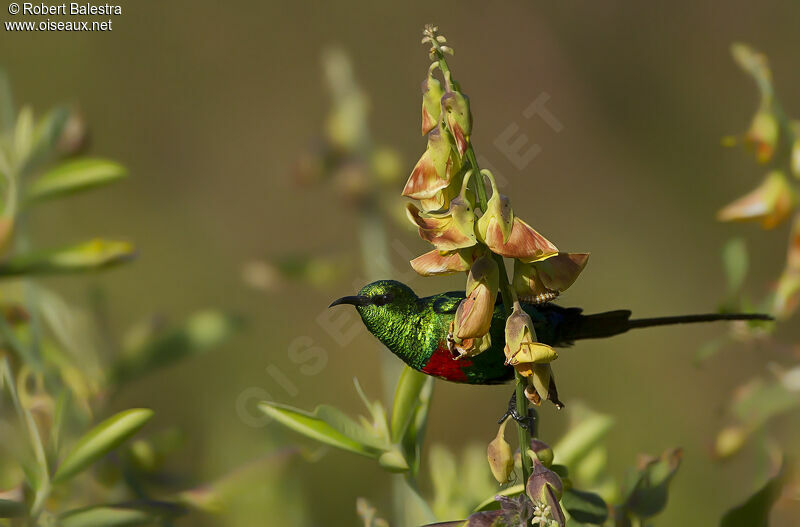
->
330;280;771;422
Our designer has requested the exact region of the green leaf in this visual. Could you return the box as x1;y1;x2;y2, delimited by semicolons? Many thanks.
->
60;502;184;527
0;69;14;133
391;366;428;443
27;158;127;203
258;401;386;458
624;448;682;518
112;311;241;384
21;106;69;174
722;238;748;294
401;375;434;475
561;488;608;525
53;408;154;484
720;462;786;527
0;238;136;277
552;404;614;467
0;498;25;518
473;485;524;512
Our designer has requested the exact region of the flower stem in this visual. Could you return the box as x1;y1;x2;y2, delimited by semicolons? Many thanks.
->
432;44;535;485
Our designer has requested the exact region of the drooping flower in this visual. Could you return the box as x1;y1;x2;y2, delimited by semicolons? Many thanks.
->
481;216;559;263
774;213;800;319
441;76;472;157
717;170;796;230
513;253;590;304
453;255;498;339
406;170;477;251
409;246;481;277
476;169;514;244
504;301;558;368
421;63;444;135
402;126;461;205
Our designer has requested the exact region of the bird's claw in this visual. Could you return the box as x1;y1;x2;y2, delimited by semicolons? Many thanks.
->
498;408;530;430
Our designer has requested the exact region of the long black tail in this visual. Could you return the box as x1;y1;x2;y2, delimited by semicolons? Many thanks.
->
566;309;773;342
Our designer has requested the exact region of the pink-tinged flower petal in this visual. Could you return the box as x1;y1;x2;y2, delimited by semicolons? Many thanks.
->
454;255;499;339
409;247;479;276
513;253;589;304
745;110;779;164
717;171;796;230
442;91;472;157
402;127;460;201
483;217;559;262
421;64;444;135
477;169;514;244
454;288;494;339
406;202;477;252
774;213;800;319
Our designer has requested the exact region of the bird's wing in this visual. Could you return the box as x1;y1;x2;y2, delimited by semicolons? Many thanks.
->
431;292;465;314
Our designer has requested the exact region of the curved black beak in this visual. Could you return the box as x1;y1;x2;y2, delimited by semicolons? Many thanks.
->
329;295;370;308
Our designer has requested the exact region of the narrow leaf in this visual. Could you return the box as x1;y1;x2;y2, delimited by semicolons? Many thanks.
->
21;106;70;174
561;488;608;525
624;448;682;518
0;498;25;518
53;408;154;483
27;158;127;203
722;238;749;294
720;462;786;527
258;401;384;458
0;69;14;133
60;502;184;527
112;311;241;384
0;239;136;277
391;366;428;443
553;404;614;467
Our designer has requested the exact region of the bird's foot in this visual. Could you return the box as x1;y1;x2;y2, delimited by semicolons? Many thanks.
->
498;392;536;431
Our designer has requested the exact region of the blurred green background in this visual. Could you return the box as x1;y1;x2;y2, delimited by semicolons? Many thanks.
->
4;1;800;525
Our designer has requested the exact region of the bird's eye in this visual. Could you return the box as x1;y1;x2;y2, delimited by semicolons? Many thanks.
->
372;293;393;306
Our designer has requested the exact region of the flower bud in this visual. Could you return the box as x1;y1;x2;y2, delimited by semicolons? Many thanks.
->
512;253;589;305
441;85;472;157
717;170;796;230
714;425;748;459
454;256;499;339
487;419;514;483
421;63;444;135
529;439;555;468
526;461;566;527
476;169;514;244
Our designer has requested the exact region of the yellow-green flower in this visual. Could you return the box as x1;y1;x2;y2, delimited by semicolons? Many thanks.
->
402;126;461;206
512;253;589;305
476;169;514;245
718;170;796;230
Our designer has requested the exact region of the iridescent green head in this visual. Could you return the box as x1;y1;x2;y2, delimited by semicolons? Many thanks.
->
329;280;420;336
